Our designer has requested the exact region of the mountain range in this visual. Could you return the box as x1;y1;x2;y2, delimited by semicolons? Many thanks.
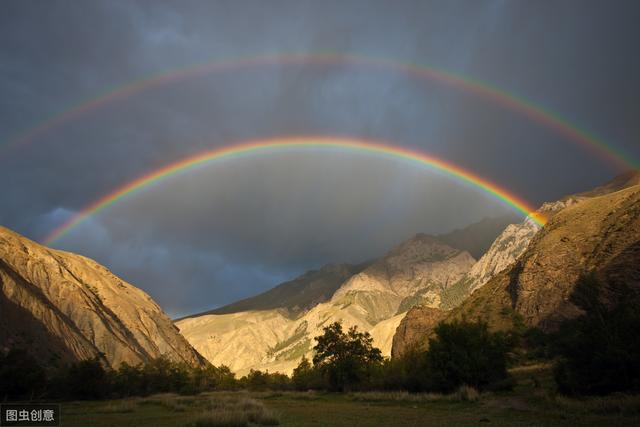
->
1;172;638;377
175;215;521;374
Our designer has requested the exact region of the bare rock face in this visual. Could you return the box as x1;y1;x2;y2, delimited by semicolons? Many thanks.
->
437;214;521;259
391;175;640;356
333;234;476;317
177;234;476;375
0;226;207;368
510;184;640;329
464;221;539;295
391;306;446;358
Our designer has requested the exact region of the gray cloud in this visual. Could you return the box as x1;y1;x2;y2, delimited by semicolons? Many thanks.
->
1;0;639;316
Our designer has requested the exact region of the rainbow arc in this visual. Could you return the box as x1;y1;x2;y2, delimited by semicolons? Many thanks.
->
44;136;547;246
3;53;636;170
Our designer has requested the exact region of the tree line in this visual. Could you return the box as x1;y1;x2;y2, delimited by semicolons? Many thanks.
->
2;275;638;401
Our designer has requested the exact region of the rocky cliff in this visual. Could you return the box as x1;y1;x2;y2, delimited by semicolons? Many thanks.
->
0;226;207;368
437;214;520;259
391;173;640;356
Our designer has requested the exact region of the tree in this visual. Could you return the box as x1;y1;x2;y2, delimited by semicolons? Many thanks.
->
0;349;47;400
61;357;112;399
425;320;511;392
312;322;383;391
292;356;322;390
554;275;640;395
140;357;189;394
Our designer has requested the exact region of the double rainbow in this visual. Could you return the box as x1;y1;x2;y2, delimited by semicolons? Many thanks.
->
44;137;546;245
4;53;637;170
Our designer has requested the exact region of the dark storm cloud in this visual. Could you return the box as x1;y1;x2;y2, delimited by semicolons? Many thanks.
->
1;1;639;316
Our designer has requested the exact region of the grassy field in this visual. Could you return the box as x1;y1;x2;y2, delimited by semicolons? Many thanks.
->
59;365;640;427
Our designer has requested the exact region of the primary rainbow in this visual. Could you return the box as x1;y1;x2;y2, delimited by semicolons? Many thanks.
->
3;53;637;170
44;136;546;245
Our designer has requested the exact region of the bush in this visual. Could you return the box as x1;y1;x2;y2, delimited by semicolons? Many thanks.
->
425;320;512;392
56;357;112;400
238;370;291;391
373;348;429;392
455;385;480;402
554;275;640;395
186;397;279;427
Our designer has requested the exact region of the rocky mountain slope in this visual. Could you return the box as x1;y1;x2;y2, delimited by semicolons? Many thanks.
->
0;226;207;368
437;214;520;259
392;173;640;356
177;235;475;375
199;263;363;318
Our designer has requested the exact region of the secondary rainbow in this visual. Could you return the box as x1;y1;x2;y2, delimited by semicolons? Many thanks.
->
44;137;546;245
3;53;636;170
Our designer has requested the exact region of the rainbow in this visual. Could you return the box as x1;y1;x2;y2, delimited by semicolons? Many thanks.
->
3;53;637;170
44;137;546;245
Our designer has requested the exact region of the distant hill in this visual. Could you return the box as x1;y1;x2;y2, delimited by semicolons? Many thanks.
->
392;172;640;356
437;214;521;259
195;263;365;319
0;226;207;368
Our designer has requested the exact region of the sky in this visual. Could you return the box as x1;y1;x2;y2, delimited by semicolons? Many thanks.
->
1;0;639;317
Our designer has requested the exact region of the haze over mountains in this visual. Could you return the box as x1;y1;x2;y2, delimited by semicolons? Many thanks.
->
1;172;638;379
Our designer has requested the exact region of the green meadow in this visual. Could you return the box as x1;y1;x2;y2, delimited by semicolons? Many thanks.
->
60;366;640;427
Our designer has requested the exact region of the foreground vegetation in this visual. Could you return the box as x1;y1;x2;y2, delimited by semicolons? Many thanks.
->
59;386;640;427
1;275;638;424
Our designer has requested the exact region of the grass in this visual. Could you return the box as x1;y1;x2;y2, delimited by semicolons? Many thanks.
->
550;394;640;416
348;386;480;403
58;366;640;427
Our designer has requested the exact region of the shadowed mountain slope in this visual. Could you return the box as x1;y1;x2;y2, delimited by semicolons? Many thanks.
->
199;263;364;319
0;226;207;369
392;173;640;356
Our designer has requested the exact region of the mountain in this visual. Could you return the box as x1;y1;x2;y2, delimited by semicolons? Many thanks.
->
0;226;207;369
436;201;573;312
198;263;364;319
177;234;475;375
437;214;521;259
392;172;640;356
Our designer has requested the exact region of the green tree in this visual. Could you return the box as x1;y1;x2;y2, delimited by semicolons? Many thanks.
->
292;356;322;390
554;275;640;395
425;320;511;392
61;357;112;399
140;357;189;394
312;322;383;391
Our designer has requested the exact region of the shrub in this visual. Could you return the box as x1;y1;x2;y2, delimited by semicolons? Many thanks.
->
186;397;279;427
238;369;291;391
425;320;512;392
554;275;640;395
455;385;480;402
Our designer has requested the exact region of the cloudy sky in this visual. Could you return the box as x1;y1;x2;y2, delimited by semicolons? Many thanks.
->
1;1;639;317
